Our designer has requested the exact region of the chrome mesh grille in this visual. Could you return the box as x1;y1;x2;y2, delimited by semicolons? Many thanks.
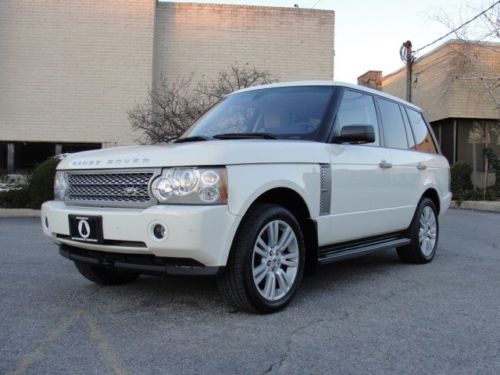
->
66;170;157;207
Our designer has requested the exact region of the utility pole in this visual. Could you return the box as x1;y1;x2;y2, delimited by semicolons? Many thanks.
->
400;40;414;102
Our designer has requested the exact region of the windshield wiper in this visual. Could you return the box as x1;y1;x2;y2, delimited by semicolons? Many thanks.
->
174;136;209;143
213;132;277;140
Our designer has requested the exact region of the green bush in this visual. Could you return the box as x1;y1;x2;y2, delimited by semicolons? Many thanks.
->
0;188;30;208
27;157;59;209
451;161;474;202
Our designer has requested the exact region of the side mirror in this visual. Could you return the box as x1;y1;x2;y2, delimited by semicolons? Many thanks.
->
332;125;375;144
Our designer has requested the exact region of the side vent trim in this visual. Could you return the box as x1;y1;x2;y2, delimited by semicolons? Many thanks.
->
319;164;331;216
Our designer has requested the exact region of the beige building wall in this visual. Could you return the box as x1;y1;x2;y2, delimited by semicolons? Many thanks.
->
0;1;334;147
381;40;500;122
0;0;156;145
154;3;334;85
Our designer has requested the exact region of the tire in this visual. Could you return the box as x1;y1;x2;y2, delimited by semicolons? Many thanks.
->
74;261;140;285
217;204;305;314
397;197;439;264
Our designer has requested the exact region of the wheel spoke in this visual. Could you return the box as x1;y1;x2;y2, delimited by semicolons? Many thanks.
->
428;213;436;226
254;238;268;257
267;221;279;246
420;216;427;228
276;269;289;291
253;263;268;285
425;207;432;222
281;252;298;267
277;227;294;250
263;273;276;299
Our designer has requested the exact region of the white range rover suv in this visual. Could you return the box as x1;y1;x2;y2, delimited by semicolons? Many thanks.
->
42;81;451;313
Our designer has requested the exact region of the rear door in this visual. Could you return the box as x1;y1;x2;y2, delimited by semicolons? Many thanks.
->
376;98;421;228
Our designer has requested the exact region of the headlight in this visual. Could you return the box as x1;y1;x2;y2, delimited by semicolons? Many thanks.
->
151;167;227;204
54;171;68;200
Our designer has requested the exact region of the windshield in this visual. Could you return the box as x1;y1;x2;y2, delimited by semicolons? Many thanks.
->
182;86;335;141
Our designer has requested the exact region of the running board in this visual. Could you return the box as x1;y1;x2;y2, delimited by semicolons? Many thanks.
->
318;237;411;265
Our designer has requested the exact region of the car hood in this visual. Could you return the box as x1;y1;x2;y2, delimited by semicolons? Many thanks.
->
58;140;330;170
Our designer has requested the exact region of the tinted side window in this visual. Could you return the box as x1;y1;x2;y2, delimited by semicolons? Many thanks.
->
406;108;438;154
333;90;380;146
377;98;409;149
400;104;416;150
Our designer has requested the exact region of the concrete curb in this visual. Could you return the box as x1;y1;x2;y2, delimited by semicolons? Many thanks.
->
450;200;500;213
0;209;41;218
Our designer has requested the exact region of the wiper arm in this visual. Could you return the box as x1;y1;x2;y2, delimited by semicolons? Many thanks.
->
174;136;209;143
213;132;277;140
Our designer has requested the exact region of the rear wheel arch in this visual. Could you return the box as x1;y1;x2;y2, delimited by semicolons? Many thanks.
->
422;188;440;215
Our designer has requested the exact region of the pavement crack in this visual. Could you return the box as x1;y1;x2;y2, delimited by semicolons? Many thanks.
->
263;317;326;374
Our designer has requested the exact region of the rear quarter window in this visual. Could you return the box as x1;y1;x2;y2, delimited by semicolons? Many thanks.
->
406;108;438;154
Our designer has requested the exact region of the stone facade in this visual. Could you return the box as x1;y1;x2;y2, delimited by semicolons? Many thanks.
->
379;40;500;122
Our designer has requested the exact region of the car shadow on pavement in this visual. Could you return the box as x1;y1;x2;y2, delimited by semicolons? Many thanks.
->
78;248;405;314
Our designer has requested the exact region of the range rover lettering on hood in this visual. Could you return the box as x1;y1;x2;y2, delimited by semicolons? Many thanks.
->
71;158;150;167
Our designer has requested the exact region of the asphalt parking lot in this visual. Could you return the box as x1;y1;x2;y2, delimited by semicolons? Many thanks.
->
1;209;500;374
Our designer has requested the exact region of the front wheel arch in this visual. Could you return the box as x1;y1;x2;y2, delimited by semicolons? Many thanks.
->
234;188;318;275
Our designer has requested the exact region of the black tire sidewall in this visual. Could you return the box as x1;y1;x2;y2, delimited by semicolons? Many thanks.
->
239;205;305;312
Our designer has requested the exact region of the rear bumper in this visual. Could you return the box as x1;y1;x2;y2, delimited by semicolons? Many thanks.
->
59;245;223;276
41;201;241;267
441;192;452;215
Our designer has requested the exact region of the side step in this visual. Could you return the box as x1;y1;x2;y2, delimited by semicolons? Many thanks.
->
318;237;411;265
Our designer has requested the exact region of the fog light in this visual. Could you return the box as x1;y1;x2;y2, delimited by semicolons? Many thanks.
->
44;216;49;229
153;224;166;240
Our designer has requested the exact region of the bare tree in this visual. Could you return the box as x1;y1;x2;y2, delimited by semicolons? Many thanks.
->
196;64;277;106
128;64;278;144
426;1;500;107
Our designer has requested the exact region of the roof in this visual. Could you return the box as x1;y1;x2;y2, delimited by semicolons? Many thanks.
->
382;39;500;82
230;80;422;111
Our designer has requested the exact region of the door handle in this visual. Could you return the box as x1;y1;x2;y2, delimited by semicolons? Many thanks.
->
379;160;392;169
417;163;427;170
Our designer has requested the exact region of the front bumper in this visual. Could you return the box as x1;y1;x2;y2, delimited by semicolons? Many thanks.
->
59;245;224;276
41;201;241;267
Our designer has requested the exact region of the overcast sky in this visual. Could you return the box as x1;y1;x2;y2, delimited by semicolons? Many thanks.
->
166;0;497;83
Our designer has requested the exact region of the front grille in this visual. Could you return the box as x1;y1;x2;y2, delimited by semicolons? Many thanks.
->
66;169;158;208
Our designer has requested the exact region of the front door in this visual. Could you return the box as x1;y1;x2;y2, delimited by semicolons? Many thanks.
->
317;89;397;246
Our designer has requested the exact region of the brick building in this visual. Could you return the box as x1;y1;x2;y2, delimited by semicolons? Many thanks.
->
0;1;335;173
359;40;500;188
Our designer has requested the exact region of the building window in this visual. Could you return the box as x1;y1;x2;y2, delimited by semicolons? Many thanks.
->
457;120;500;171
0;143;7;173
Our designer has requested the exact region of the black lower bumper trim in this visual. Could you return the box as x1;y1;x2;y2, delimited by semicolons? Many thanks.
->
59;245;223;276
